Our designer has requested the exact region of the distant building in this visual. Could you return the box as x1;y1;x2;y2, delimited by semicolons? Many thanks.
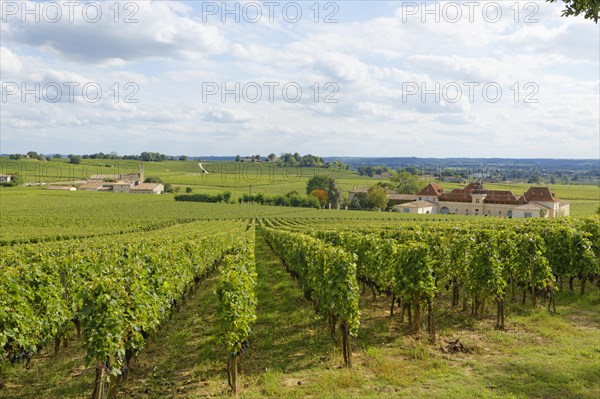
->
89;163;144;185
78;182;104;191
47;185;77;191
131;183;164;194
113;182;134;193
392;200;435;214
399;182;570;218
80;163;163;194
0;175;12;183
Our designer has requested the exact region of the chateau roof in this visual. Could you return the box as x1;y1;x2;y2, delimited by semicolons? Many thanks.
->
434;183;521;205
417;182;444;196
522;187;559;203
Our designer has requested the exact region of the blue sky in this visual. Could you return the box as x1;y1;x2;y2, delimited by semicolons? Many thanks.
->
0;0;598;158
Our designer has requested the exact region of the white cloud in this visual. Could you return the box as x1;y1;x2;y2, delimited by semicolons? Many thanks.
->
3;1;228;64
0;1;598;158
0;47;23;76
203;108;254;124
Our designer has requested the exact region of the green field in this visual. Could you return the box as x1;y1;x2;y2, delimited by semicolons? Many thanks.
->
1;157;598;216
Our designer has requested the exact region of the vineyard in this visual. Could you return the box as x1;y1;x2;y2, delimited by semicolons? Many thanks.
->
1;198;599;398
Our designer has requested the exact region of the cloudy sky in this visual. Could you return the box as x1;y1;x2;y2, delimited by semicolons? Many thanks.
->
0;0;598;158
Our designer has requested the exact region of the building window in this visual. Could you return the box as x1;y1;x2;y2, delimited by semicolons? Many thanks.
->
403;208;410;213
476;198;480;204
499;211;502;215
524;212;532;218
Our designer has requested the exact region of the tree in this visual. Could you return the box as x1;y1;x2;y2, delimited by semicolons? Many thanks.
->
186;187;193;193
267;153;276;161
547;0;599;22
393;171;420;194
367;185;389;210
144;176;162;183
401;166;420;175
69;155;81;164
235;155;241;162
9;173;23;186
53;154;62;159
309;189;329;207
350;192;370;210
140;152;166;162
306;175;342;208
597;205;600;215
327;179;342;208
528;174;543;184
27;151;38;159
179;155;188;161
306;175;331;195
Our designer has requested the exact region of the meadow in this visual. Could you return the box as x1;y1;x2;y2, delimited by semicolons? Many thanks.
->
1;157;598;216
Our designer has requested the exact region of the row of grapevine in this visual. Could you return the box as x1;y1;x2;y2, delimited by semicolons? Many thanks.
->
264;216;599;339
262;226;360;366
216;223;257;393
0;220;248;398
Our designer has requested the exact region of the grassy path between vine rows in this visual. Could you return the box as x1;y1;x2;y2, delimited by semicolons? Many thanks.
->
2;231;600;399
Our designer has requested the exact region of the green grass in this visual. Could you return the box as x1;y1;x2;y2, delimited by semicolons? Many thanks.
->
2;157;598;216
3;231;599;399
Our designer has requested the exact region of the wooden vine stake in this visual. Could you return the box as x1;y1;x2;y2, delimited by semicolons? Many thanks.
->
91;363;109;399
341;321;352;368
228;353;240;395
496;298;505;330
427;299;436;344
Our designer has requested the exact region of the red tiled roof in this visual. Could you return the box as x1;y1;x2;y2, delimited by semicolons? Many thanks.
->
417;183;444;196
438;183;520;204
522;187;559;202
